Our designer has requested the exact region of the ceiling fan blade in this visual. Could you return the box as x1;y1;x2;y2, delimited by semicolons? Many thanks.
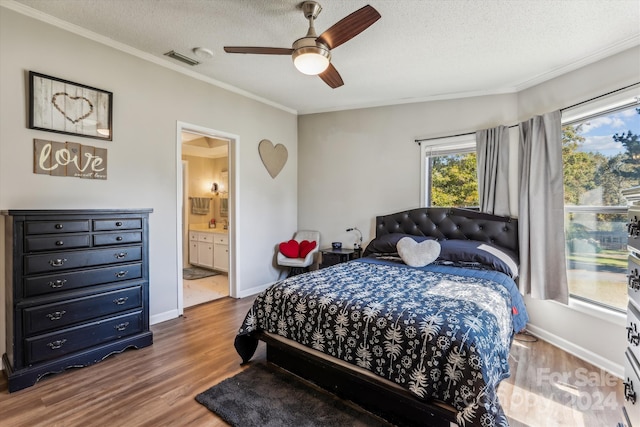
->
224;47;294;55
316;5;381;50
319;63;344;89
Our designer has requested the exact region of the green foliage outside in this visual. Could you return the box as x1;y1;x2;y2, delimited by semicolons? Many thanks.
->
563;107;639;310
563;107;640;207
430;108;639;210
430;153;479;207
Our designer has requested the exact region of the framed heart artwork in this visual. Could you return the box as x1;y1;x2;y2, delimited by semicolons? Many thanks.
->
29;71;113;141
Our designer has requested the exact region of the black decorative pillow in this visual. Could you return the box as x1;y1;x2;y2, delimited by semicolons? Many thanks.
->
363;233;434;256
437;239;519;278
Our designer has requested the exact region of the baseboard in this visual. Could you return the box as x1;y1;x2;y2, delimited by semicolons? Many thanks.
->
150;309;180;325
525;324;624;379
236;282;274;299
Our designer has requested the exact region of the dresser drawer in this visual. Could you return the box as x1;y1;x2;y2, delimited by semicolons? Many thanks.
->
25;234;90;252
623;349;639;427
24;246;142;275
25;220;90;235
24;263;143;298
23;286;143;335
93;231;142;246
629;207;640;254
25;311;143;365
630;254;640;309
93;218;142;231
627;302;640;364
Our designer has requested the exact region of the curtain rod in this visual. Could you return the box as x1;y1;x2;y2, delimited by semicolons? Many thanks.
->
415;82;640;144
560;81;639;112
415;124;518;144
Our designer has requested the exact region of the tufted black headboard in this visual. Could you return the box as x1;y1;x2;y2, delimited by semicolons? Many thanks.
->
373;207;518;255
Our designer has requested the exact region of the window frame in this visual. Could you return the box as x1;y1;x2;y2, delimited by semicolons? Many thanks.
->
561;85;639;314
419;133;477;207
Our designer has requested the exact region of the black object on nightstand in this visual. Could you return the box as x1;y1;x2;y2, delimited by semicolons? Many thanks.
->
320;247;362;268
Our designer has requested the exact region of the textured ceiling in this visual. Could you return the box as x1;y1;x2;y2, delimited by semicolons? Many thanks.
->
6;0;640;114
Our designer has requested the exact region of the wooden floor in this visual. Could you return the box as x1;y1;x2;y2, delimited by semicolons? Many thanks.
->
0;296;624;427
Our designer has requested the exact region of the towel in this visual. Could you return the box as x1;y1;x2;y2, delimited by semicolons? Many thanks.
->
191;197;210;215
220;197;229;217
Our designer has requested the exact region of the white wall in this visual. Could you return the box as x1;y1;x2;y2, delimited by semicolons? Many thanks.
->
0;8;298;358
298;93;519;247
298;46;640;376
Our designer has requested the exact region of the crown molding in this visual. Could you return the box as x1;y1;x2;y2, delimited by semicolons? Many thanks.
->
0;0;298;115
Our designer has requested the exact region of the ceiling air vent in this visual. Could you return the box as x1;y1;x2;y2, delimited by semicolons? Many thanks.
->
164;50;200;66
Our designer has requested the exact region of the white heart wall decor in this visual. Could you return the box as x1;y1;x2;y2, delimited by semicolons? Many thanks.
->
396;237;441;267
258;139;288;179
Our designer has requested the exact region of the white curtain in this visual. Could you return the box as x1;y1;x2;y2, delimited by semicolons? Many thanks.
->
518;110;568;303
476;126;511;217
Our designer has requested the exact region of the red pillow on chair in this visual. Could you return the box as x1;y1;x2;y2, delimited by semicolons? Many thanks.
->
279;239;299;258
299;240;317;258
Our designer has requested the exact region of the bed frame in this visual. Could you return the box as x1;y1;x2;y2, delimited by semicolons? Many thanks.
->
257;207;519;426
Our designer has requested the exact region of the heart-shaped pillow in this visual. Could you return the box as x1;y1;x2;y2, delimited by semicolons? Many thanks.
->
279;239;299;258
396;237;441;267
299;240;317;258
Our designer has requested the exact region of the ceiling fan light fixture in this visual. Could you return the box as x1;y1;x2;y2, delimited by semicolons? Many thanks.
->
293;46;330;75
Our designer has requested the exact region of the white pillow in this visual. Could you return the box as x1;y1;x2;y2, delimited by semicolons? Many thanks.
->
396;237;441;267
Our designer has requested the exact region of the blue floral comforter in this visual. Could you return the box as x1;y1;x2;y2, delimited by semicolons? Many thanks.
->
235;258;528;427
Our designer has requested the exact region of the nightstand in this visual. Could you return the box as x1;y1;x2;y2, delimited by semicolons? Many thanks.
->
320;247;362;268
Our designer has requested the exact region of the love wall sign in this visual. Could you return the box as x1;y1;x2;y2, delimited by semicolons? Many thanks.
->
29;71;113;141
34;139;108;180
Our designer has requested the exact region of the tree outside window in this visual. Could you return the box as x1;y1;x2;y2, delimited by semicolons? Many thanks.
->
429;153;479;207
563;105;639;311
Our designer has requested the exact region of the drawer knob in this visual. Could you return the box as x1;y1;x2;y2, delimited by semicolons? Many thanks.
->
115;270;129;278
115;322;129;331
629;216;639;238
48;279;67;288
629;268;640;291
55;223;64;230
46;310;66;321
115;221;123;227
49;258;67;267
624;378;636;404
113;297;129;305
628;322;640;346
116;236;123;241
55;240;64;246
47;339;67;350
114;252;128;259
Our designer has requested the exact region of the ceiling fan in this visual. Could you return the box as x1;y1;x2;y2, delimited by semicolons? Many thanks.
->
223;2;381;88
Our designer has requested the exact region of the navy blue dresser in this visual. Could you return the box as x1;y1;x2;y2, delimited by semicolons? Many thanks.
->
2;209;153;392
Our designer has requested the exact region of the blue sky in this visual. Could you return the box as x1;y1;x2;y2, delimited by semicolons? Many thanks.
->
577;104;639;157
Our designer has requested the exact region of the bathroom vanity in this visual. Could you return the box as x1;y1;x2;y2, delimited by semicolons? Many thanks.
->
188;225;228;272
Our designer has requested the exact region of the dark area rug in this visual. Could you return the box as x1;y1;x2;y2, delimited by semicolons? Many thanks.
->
183;267;219;280
195;362;394;427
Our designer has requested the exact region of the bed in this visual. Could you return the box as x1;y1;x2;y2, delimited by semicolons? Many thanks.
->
235;207;528;427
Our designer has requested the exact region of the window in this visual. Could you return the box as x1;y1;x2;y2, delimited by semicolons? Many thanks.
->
562;102;640;311
420;134;479;207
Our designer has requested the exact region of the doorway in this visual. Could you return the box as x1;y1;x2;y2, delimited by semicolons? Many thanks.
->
176;122;238;315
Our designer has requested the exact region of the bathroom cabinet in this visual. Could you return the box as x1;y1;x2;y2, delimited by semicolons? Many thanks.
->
213;233;229;272
189;229;228;272
189;231;214;269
